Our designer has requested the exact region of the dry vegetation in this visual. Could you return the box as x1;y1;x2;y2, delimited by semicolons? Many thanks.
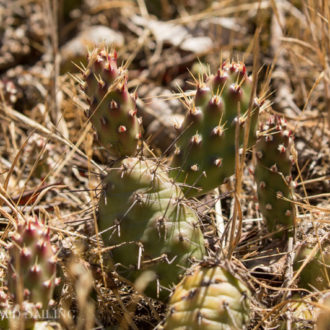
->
0;0;329;329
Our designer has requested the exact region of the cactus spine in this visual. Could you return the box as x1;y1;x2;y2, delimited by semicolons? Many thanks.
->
81;48;141;157
170;61;261;197
254;115;295;235
159;263;251;329
98;157;205;301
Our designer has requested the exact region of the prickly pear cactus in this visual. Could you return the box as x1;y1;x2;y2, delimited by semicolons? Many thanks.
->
294;241;330;291
81;48;141;157
170;61;261;197
7;217;58;309
159;262;251;329
99;157;205;300
254;115;295;235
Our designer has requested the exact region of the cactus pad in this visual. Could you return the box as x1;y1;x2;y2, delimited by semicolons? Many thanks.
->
294;241;330;291
254;115;295;235
98;157;205;300
7;217;58;309
170;61;261;197
81;48;141;157
159;263;251;329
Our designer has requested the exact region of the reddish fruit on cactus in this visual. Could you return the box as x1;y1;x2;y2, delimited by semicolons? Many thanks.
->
81;47;141;157
170;61;261;197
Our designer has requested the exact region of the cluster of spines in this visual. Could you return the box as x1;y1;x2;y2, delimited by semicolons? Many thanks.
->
254;115;295;236
80;48;141;157
170;61;262;197
7;217;59;310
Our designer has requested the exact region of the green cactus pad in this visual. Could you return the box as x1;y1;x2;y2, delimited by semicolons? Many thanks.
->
98;157;205;301
7;217;58;309
159;263;251;329
294;241;330;291
170;61;261;197
81;48;141;157
254;115;295;236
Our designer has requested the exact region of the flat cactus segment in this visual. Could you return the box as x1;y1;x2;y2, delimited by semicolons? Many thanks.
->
81;48;141;157
160;264;251;329
98;157;205;301
7;217;57;309
254;115;295;235
170;61;261;197
294;241;330;291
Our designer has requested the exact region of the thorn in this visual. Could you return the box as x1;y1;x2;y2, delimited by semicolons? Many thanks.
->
118;125;127;133
96;55;104;63
285;210;292;216
129;109;137;117
189;107;202;117
266;204;272;210
256;151;263;159
229;63;238;72
265;135;273;142
214;158;222;167
104;61;112;72
259;181;266;189
110;100;118;110
190;164;199;172
191;134;202;145
30;265;41;276
210;95;222;107
285;175;292;183
276;191;284;199
100;117;108;126
98;79;106;89
24;289;30;298
21;247;32;259
229;83;241;95
174;123;181;131
270;164;278;172
174;147;181;155
43;280;52;289
211;126;223;137
278;144;286;153
35;302;42;310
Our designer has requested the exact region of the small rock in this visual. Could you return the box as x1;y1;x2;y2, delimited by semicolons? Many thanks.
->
60;26;124;73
